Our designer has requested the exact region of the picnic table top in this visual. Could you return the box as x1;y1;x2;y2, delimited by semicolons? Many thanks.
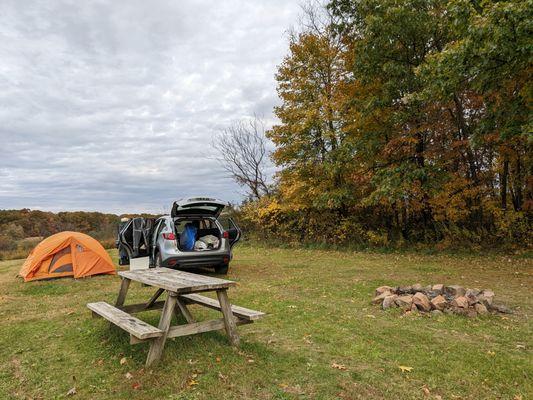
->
119;267;236;294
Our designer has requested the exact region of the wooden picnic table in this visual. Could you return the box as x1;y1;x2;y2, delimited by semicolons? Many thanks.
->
87;267;264;366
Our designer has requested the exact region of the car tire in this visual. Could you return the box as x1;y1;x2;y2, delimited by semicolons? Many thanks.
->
215;263;229;274
155;252;163;268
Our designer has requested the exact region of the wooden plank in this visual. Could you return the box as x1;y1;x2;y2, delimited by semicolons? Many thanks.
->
217;289;240;347
176;298;195;323
121;271;234;293
145;292;177;367
119;268;236;293
167;318;251;339
120;301;165;314
146;288;165;309
120;268;227;284
87;302;163;340
130;318;252;344
168;318;225;337
115;278;131;307
180;293;265;321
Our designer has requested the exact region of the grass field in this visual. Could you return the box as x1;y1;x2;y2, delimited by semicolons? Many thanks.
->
0;245;531;399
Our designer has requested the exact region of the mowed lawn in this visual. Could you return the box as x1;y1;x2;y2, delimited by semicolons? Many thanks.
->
0;245;531;400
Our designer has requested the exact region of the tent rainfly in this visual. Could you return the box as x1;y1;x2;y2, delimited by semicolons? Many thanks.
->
19;231;116;282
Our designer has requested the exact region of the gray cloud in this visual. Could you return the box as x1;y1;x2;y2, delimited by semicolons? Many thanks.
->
0;0;298;213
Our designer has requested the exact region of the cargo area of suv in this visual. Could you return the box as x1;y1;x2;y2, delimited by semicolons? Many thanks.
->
174;217;222;252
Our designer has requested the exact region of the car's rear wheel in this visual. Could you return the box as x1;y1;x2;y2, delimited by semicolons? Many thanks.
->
214;263;229;274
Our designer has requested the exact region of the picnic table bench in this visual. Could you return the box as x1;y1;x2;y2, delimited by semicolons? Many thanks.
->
87;267;265;366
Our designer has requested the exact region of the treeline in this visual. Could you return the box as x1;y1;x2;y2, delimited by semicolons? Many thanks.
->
0;209;158;259
241;0;531;248
0;209;120;240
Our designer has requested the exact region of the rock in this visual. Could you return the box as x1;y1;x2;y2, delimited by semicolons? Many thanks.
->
412;283;423;292
430;295;447;311
425;290;438;299
445;285;466;297
490;303;512;314
423;285;432;293
382;295;398;309
474;303;488;315
465;288;481;305
431;309;443;316
410;303;418;312
372;291;392;304
466;309;478;318
412;292;431;312
432;284;444;293
453;307;468;316
397;286;412;294
375;286;394;297
452;296;469;309
478;289;495;306
395;295;413;309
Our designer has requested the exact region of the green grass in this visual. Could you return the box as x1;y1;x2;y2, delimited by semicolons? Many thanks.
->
0;245;531;399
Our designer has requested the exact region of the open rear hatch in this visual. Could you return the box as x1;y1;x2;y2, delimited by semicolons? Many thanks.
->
171;197;227;218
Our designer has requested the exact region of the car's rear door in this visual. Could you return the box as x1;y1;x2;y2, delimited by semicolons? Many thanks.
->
150;218;164;261
226;217;241;248
218;216;242;248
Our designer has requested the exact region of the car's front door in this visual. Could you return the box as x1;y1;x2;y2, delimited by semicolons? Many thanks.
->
150;219;166;262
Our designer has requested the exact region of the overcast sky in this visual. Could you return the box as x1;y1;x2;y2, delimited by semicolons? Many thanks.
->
0;0;300;214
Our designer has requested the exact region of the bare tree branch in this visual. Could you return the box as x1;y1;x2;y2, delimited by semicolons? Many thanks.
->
213;116;272;200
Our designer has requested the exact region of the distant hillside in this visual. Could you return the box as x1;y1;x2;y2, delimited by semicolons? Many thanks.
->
0;209;160;259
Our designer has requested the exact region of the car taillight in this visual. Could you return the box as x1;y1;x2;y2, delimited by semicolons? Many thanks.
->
162;232;176;240
223;231;229;239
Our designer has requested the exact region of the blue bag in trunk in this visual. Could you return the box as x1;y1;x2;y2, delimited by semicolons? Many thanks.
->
180;224;197;251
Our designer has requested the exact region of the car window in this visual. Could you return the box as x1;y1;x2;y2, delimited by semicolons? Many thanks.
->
217;217;231;230
174;220;189;234
174;219;216;233
202;219;215;229
152;220;164;239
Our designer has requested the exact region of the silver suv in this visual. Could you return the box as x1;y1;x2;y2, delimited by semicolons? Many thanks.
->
117;197;241;274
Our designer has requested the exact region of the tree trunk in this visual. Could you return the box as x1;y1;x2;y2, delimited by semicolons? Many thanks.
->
500;158;509;210
514;154;523;211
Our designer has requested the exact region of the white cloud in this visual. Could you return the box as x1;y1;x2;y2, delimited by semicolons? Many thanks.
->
0;0;299;213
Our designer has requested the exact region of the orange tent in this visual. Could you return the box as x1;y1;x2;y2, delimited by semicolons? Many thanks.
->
19;231;116;282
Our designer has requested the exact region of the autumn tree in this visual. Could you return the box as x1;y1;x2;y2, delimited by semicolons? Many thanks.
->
242;0;531;247
268;4;357;211
420;0;532;212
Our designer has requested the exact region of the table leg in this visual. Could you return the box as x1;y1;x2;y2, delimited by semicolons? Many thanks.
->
216;289;240;347
146;291;177;367
145;288;165;309
115;277;131;307
175;298;195;323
